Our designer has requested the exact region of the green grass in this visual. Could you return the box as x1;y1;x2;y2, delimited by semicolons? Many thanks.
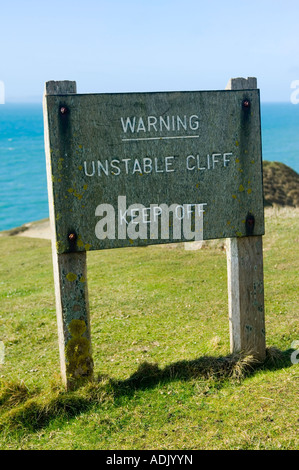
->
0;207;298;450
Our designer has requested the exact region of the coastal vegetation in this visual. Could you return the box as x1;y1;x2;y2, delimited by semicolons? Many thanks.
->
0;199;298;449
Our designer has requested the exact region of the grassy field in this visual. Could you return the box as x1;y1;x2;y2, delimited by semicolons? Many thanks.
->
0;207;298;450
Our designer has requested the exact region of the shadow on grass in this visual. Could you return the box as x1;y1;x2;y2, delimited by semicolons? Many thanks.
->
113;346;294;394
0;347;294;433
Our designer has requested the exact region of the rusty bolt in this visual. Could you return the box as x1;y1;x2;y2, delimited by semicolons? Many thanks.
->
68;233;76;242
245;213;255;236
68;231;77;252
60;106;68;115
242;99;250;109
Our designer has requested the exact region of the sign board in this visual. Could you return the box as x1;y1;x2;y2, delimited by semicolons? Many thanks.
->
43;79;266;390
45;89;264;254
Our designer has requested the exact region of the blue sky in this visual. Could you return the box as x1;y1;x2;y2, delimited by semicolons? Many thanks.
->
1;0;299;102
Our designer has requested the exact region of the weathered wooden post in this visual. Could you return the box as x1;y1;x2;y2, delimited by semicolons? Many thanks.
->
226;77;266;360
43;81;94;390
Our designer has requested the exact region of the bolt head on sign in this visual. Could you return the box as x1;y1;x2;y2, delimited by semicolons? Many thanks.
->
44;89;264;253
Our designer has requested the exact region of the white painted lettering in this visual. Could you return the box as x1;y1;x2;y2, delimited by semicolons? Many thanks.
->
172;115;175;130
177;115;187;130
84;161;95;177
121;117;136;133
130;208;139;225
159;115;170;131
186;204;194;218
122;158;131;174
207;154;211;170
137;117;146;133
142;207;151;224
143;157;153;173
212;153;221;169
95;197;207;241
98;160;109;176
154;157;163;173
190;114;199;130
148;115;158;132
175;205;184;220
196;154;206;170
153;205;162;222
223;152;232;166
165;156;175;172
120;114;200;134
132;159;142;174
85;152;233;178
186;155;195;170
110;159;121;175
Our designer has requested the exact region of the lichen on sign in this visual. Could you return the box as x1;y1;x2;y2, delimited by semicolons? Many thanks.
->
65;319;93;387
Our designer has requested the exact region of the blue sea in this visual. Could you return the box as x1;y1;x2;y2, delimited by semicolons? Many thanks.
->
0;102;299;231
